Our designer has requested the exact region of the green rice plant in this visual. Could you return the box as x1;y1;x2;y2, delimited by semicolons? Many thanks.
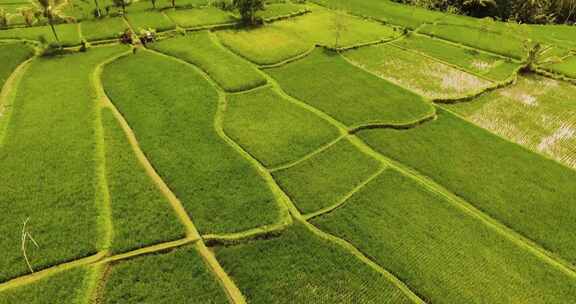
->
150;31;267;92
0;267;89;303
393;35;520;82
446;74;576;170
272;138;381;214
81;17;126;41
0;23;81;46
125;11;175;32
527;24;576;50
215;223;414;304
549;55;576;78
310;0;445;29
266;49;434;128
0;42;33;90
216;27;310;65
0;45;127;282
216;5;398;65
223;86;340;168
102;245;228;303
344;44;493;99
165;7;236;28
312;169;576;303
419;23;526;59
256;2;306;20
102;109;186;254
358;109;576;264
102;51;280;234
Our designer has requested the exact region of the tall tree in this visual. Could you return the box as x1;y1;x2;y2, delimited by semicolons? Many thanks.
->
93;0;102;18
0;9;7;28
113;0;131;14
34;0;66;46
232;0;264;25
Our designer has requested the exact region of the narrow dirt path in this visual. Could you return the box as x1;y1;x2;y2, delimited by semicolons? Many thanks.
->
0;57;34;146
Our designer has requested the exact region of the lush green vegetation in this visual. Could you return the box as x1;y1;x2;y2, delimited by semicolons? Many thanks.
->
393;34;520;81
217;5;399;65
0;24;81;46
419;23;526;59
81;17;126;41
165;7;235;28
150;31;267;92
549;55;576;78
125;11;176;32
310;0;445;29
267;49;434;127
0;268;89;304
102;51;280;234
0;46;126;282
223;86;340;168
0;42;33;89
273;138;382;215
1;0;576;302
446;75;576;170
215;223;414;304
359;109;576;263
344;43;493;99
257;3;307;20
391;0;576;25
102;245;228;303
312;169;576;303
102;109;186;253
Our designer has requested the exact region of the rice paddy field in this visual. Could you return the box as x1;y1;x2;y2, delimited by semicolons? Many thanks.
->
1;0;576;303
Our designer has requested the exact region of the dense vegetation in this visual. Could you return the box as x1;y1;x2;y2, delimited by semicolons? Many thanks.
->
392;0;576;24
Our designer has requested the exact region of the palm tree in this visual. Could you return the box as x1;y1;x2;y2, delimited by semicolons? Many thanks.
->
94;0;102;18
522;41;563;73
33;0;66;46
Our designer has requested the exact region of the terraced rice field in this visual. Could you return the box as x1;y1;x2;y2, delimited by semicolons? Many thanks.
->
1;0;576;303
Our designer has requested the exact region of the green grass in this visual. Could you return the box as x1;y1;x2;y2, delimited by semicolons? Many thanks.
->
223;86;340;168
549;55;576;78
266;49;434;127
165;7;236;28
150;31;267;92
344;43;493;99
445;74;576;170
81;17;127;41
419;23;526;59
0;45;127;282
102;109;186;254
215;223;414;304
0;24;81;46
0;42;33;90
126;11;176;32
272;138;381;214
102;245;228;304
358;109;576;264
312;169;576;303
102;50;280;234
216;5;398;65
393;34;520;81
0;268;89;304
